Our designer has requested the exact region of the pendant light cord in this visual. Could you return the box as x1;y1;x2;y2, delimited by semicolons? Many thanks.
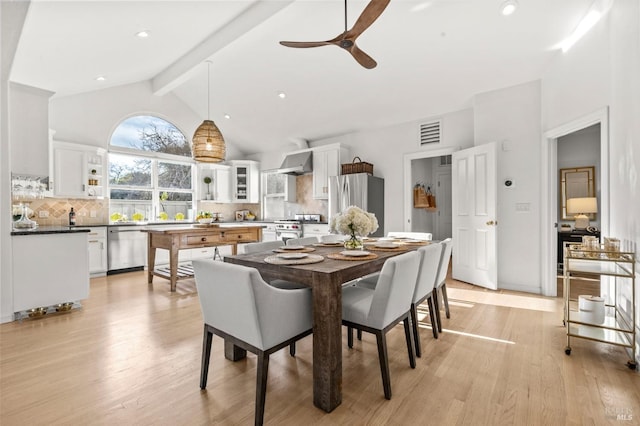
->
344;0;348;32
206;61;211;120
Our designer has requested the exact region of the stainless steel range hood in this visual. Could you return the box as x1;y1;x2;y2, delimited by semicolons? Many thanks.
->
276;151;313;175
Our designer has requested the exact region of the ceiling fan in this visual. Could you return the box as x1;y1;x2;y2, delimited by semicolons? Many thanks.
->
279;0;391;69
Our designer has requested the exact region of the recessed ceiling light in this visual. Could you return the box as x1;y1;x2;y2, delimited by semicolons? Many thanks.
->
224;114;231;119
135;30;150;38
277;92;286;99
95;75;106;82
500;0;518;16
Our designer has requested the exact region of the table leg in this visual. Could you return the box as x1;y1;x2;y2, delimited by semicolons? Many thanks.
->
147;239;155;284
169;242;179;292
224;340;247;361
311;272;342;412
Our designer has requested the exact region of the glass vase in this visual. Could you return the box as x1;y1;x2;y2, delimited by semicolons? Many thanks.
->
343;234;363;250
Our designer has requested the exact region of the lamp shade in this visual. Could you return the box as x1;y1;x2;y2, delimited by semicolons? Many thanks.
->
566;197;598;214
192;120;225;163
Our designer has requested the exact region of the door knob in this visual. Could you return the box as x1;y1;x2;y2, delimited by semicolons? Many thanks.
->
486;220;494;226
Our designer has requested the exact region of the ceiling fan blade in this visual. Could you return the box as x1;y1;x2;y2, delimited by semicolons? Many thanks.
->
349;44;378;69
279;41;331;48
345;0;391;40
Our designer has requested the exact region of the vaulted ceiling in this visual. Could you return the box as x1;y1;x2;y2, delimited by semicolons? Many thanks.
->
11;0;593;154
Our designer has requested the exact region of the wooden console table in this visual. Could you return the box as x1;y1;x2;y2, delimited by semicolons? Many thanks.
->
143;226;262;291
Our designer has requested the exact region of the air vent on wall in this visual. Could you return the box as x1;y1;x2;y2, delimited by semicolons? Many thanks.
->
419;119;442;146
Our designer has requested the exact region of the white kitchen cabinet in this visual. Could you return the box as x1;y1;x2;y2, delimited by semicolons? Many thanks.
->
12;232;90;313
198;163;231;202
312;144;349;199
303;223;330;238
87;227;107;276
229;160;259;203
52;140;106;199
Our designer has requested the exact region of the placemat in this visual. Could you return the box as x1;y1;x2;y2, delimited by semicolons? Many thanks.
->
364;245;409;252
313;242;344;247
264;254;324;265
327;252;379;261
273;247;316;253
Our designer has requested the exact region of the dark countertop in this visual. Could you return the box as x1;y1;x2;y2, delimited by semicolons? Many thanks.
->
11;226;92;236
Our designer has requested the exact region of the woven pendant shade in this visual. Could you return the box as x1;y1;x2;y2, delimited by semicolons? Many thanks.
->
192;120;225;163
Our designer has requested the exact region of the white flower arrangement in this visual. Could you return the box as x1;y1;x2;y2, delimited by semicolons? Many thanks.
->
329;205;379;238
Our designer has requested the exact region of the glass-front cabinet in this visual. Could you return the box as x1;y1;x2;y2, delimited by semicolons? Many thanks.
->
229;160;259;203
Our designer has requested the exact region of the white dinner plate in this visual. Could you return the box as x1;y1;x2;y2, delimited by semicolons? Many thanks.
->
375;242;399;248
277;253;308;259
340;250;371;257
403;239;424;243
280;245;305;250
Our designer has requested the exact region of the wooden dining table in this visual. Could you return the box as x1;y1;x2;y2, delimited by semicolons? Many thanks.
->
224;242;423;413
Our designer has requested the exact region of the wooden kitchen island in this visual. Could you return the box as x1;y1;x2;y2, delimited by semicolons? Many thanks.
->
143;225;262;291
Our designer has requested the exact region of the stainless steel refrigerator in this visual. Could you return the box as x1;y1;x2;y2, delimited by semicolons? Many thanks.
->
328;173;384;237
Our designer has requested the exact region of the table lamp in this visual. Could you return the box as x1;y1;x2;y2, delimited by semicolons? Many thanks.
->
566;197;597;229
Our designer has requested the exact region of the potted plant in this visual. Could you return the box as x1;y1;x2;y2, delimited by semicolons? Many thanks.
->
203;176;212;200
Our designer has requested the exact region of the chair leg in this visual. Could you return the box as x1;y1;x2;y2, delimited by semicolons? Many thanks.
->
375;331;392;400
427;296;439;339
442;283;451;319
432;288;443;333
348;326;353;348
289;342;296;357
410;303;422;358
255;351;270;426
403;317;416;369
357;329;362;341
200;326;213;389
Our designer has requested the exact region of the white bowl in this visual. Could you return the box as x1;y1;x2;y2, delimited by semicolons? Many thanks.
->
340;250;371;257
281;245;304;250
198;218;213;224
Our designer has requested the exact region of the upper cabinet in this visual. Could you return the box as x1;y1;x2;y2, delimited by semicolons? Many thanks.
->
198;163;231;203
229;160;260;203
51;141;107;199
312;144;349;199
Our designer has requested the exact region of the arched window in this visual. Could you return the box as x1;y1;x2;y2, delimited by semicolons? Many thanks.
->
109;115;194;222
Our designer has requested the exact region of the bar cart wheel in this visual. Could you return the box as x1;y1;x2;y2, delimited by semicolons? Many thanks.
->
565;347;571;355
627;361;637;370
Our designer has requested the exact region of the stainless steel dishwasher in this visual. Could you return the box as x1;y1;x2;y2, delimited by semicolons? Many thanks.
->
107;225;148;274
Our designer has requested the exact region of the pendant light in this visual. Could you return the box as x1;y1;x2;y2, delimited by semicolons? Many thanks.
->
192;61;226;163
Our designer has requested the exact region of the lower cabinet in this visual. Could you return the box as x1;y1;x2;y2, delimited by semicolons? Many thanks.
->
303;223;330;239
12;233;90;313
87;227;107;276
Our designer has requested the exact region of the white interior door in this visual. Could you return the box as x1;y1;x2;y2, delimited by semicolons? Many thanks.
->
434;169;452;240
451;143;498;290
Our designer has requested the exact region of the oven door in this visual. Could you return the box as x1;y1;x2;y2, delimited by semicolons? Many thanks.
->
276;230;302;243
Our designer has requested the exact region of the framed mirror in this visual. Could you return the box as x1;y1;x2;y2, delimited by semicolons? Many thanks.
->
560;166;596;220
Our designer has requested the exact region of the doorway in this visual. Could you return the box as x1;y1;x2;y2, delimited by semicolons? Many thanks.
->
541;108;609;297
403;148;456;240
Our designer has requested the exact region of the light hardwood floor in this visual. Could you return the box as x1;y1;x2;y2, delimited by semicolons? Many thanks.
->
1;270;638;425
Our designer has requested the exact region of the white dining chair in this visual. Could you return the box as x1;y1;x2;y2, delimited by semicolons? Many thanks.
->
433;238;453;332
242;240;309;291
286;236;319;246
341;251;421;399
318;234;343;243
356;243;443;354
387;231;432;241
192;259;313;426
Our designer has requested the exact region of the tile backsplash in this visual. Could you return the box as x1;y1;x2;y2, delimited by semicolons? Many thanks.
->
14;198;109;226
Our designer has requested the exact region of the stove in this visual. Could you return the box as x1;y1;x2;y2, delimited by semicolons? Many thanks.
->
274;219;303;240
274;214;322;240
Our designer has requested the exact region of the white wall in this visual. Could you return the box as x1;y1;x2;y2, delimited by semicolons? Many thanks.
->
473;80;543;293
49;80;244;160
